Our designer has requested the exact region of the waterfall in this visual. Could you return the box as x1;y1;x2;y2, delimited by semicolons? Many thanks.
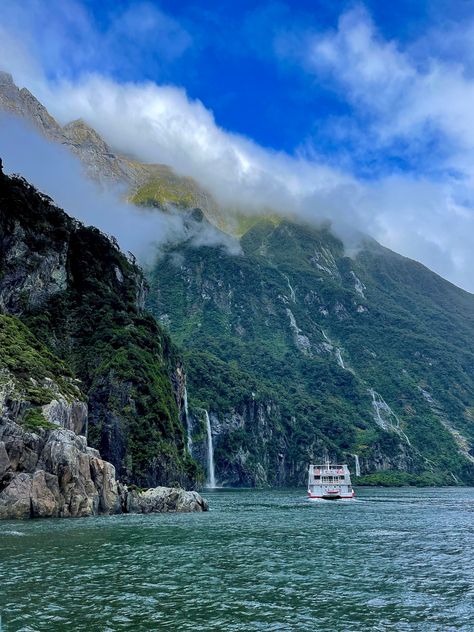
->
282;273;296;303
184;387;192;455
335;348;345;369
369;388;412;446
353;454;361;477
204;410;216;488
322;330;346;370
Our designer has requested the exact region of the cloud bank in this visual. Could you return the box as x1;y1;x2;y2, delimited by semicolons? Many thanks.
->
1;1;474;291
0;115;240;262
39;73;474;293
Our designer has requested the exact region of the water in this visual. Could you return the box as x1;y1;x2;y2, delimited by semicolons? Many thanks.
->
335;347;345;369
1;487;474;631
204;410;216;488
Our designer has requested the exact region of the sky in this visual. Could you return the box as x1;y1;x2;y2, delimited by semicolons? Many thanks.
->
1;0;474;291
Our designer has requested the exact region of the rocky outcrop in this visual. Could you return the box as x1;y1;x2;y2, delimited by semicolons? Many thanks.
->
123;486;208;514
0;165;196;488
0;418;208;519
42;399;88;435
0;419;120;519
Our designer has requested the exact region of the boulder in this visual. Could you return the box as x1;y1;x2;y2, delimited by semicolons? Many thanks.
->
124;485;209;514
31;470;61;518
0;472;32;519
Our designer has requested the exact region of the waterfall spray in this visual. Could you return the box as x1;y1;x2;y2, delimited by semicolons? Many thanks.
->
204;410;216;488
353;454;361;477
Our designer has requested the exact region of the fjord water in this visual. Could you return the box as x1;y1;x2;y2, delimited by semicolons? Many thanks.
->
1;488;474;631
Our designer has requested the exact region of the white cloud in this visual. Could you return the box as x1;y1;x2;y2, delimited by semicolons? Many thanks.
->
307;6;474;164
1;3;474;291
0;114;229;262
30;72;473;292
41;74;352;214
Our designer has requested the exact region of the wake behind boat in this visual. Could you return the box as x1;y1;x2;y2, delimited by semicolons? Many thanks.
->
307;462;355;500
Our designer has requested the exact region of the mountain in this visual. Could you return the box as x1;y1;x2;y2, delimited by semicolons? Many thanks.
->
0;71;221;223
2;76;474;488
147;216;474;486
0;161;199;488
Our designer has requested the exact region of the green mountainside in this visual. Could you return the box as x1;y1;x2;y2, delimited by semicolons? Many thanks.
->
0;165;199;488
147;217;474;487
2;75;474;488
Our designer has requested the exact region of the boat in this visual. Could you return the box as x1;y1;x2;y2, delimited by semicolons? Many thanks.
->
307;461;355;500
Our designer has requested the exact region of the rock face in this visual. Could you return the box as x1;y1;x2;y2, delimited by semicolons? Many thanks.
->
151;218;474;487
0;418;120;519
42;399;88;435
0;417;208;519
124;486;209;514
0;164;198;488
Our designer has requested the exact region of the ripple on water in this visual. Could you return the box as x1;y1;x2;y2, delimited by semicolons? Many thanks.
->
1;487;474;631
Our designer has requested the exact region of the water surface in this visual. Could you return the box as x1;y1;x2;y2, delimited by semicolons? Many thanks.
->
1;487;474;631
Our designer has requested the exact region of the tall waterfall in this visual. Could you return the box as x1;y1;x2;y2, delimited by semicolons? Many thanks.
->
204;410;216;488
353;454;361;477
184;387;192;455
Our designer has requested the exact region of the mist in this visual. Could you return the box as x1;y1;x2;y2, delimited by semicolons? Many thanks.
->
33;75;474;293
0;115;240;264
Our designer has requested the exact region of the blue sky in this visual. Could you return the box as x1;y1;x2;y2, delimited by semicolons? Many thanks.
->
2;0;474;290
5;0;474;163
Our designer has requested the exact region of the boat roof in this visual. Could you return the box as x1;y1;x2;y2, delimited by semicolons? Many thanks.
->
310;463;347;467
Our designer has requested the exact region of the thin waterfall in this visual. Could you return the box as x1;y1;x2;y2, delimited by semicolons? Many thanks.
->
369;389;412;446
184;386;192;455
353;454;361;477
335;348;345;369
282;273;296;303
204;410;216;488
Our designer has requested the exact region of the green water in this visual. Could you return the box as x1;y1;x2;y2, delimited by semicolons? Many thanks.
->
1;487;474;631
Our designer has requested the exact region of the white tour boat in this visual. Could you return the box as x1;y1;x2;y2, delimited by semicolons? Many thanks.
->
307;462;355;500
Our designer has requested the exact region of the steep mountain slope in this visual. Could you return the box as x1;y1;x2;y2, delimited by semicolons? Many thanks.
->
2;75;473;489
147;217;474;487
0;71;221;223
0;161;199;488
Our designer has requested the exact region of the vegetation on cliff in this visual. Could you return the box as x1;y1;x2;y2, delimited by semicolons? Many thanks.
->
0;166;199;487
148;217;474;486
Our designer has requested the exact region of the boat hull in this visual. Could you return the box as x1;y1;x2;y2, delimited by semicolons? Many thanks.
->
308;493;355;501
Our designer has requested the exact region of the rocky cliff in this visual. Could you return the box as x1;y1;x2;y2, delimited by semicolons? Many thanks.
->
0;419;120;519
0;160;201;488
148;217;474;487
0;417;208;519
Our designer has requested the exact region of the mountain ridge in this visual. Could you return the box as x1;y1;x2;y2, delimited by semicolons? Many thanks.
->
1;77;474;488
0;71;221;222
147;217;474;486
